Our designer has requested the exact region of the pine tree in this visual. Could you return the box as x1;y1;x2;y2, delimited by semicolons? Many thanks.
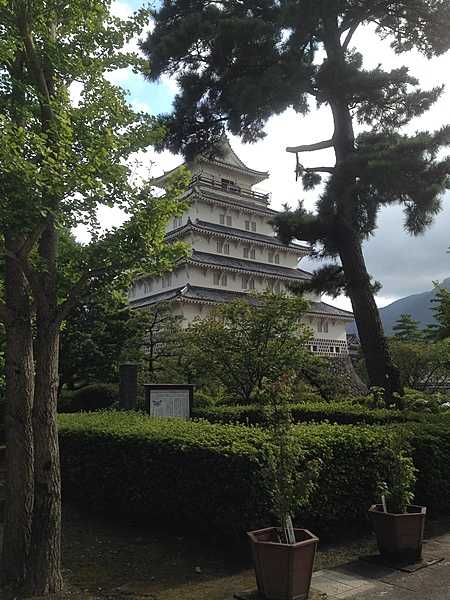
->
143;0;450;402
392;314;422;341
429;280;450;340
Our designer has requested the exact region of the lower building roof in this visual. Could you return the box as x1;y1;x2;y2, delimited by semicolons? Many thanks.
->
187;250;312;281
166;218;309;254
129;285;354;320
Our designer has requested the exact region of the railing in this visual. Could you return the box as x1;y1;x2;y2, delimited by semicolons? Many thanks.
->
190;174;270;203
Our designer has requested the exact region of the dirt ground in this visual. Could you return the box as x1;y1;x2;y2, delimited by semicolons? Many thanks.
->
60;505;377;600
3;507;448;600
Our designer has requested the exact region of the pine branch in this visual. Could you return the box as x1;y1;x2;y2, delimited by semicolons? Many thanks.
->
304;166;335;174
286;139;334;153
342;23;360;50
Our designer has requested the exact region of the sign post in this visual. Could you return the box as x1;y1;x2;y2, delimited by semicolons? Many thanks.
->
144;384;194;420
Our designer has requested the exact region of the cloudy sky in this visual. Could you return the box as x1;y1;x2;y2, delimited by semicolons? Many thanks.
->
92;0;450;310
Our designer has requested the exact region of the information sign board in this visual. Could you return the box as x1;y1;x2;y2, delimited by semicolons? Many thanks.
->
144;384;193;420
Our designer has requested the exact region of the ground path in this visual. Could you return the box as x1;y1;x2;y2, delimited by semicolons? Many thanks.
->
0;496;449;599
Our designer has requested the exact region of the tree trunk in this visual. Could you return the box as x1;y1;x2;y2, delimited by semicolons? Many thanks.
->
323;16;402;402
337;224;403;402
2;245;34;585
26;223;63;594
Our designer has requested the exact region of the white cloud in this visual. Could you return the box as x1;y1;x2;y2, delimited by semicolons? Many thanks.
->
69;81;84;107
111;0;132;19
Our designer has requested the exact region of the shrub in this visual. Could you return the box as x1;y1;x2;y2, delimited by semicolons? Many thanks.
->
58;411;406;542
192;402;424;426
408;423;450;513
67;383;119;412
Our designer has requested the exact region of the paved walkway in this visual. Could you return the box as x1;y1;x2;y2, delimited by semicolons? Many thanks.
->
236;532;450;600
311;533;450;599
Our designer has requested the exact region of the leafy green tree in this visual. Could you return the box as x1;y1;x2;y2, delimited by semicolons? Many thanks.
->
389;338;450;392
185;293;312;404
143;0;450;403
0;1;187;593
392;314;422;342
136;304;184;380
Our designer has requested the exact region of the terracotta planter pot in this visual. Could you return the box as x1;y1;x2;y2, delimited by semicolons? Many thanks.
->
247;527;318;600
369;504;426;563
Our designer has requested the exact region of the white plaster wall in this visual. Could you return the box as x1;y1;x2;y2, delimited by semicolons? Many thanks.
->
129;265;189;301
303;314;348;342
186;232;300;269
187;264;290;294
185;199;275;236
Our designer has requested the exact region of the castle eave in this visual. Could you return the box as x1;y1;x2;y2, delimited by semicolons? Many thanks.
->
166;219;309;255
185;251;311;282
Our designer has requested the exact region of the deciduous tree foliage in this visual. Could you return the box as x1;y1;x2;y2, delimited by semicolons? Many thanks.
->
143;0;450;402
0;0;187;594
184;293;312;404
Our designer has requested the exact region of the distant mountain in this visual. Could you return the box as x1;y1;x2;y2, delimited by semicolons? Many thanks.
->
347;278;450;336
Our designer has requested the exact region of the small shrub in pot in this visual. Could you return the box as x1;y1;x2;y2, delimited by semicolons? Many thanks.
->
369;435;426;563
248;375;320;600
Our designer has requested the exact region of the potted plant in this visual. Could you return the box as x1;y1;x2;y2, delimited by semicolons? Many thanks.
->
369;436;425;563
247;375;320;600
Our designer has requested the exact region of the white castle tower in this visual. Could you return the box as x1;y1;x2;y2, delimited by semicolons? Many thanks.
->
129;139;353;356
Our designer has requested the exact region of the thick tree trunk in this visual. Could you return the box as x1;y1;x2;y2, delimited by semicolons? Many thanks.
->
337;224;403;402
27;319;62;594
322;16;402;402
2;248;34;585
26;223;63;594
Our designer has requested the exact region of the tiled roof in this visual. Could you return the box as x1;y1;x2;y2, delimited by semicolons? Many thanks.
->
130;285;353;320
187;251;311;281
308;301;354;320
167;219;309;254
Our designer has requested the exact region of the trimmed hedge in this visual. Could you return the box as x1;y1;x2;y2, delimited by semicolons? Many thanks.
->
409;423;450;514
64;383;119;413
192;402;425;426
59;412;405;542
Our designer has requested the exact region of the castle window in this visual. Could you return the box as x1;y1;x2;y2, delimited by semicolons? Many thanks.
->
219;214;225;225
335;347;341;353
226;215;232;226
248;278;255;290
222;274;228;286
245;220;250;231
221;178;234;190
274;254;280;265
217;240;223;253
268;250;274;263
243;246;249;258
250;248;256;259
251;222;256;232
223;243;230;255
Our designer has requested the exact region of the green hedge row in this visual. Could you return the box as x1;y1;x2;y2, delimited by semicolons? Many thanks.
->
58;412;423;542
192;402;425;426
409;423;450;513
